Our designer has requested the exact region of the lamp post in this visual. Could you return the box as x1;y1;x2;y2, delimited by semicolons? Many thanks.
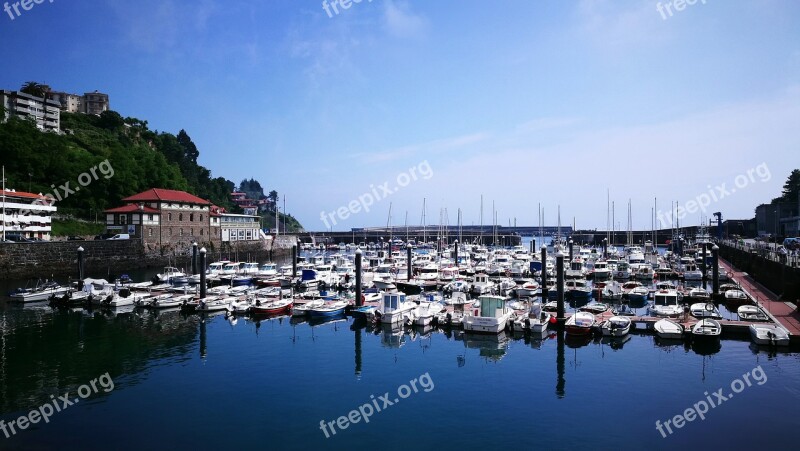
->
199;247;207;299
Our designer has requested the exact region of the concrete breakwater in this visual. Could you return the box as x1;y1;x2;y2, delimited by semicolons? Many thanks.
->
0;236;297;280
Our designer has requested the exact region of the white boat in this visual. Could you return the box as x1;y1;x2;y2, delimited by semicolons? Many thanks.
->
692;318;721;340
153;294;194;309
687;287;710;301
292;299;325;316
9;280;69;302
414;301;445;326
600;316;632;337
443;280;471;293
376;292;417;324
565;279;592;299
600;281;623;301
635;264;654;280
682;264;703;281
100;289;142;307
737;305;769;322
749;324;790;346
650;288;682;317
435;292;473;327
197;296;233;312
462;295;513;333
514;280;540;298
725;289;749;302
228;297;254;313
470;273;496;295
155;267;185;283
511;302;551;335
690;302;721;319
628;286;650;302
592;260;612;279
654;318;684;339
565;311;596;336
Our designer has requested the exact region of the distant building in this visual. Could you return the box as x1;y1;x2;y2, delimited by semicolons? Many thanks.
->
0;188;56;241
230;191;260;216
756;200;799;237
220;213;263;242
48;91;83;113
721;219;757;238
104;188;215;253
82;91;109;115
0;90;60;132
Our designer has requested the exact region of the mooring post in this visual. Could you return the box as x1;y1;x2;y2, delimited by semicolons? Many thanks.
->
701;242;707;280
568;239;574;264
199;247;207;299
292;244;297;279
712;244;720;298
192;242;198;275
355;248;363;307
454;240;459;270
603;238;607;259
541;245;548;301
77;246;84;282
407;245;412;281
556;250;565;323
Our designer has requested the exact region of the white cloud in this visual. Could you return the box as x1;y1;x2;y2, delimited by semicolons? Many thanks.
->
383;0;428;39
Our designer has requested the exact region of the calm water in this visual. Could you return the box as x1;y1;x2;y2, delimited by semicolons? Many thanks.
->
1;300;799;450
2;239;799;450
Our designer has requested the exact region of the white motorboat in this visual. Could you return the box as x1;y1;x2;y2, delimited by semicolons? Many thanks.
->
154;267;185;283
692;318;722;339
414;301;445;326
9;280;69;302
654;318;684;339
690;302;721;319
725;289;749;302
650;288;683;317
462;295;513;333
228;297;254;314
435;292;473;327
749;324;790;346
470;273;496;295
153;294;194;309
687;287;711;301
682;264;703;281
511;302;551;335
565;311;596;336
565;279;592;299
600;316;632;337
600;281;623;301
514;280;540;298
292;299;325;316
737;305;769;322
443;279;471;293
376;292;417;324
197;296;234;312
592;260;612;279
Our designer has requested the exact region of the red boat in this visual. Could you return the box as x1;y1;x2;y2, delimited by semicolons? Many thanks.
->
250;298;293;315
565;311;596;336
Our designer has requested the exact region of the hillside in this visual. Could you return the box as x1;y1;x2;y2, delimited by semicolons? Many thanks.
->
0;108;302;231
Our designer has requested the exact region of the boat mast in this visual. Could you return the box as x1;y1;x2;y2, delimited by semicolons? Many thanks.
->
480;194;483;246
422;198;427;245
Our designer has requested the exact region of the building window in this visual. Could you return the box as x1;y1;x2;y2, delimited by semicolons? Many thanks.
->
180;228;183;237
169;229;172;236
179;213;183;221
190;228;193;236
149;228;153;237
200;229;204;236
200;214;203;222
120;215;126;224
168;213;172;221
190;213;194;222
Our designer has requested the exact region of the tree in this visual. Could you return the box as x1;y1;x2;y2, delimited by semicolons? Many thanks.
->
268;190;278;210
781;169;800;203
97;110;125;130
176;129;199;164
20;81;47;98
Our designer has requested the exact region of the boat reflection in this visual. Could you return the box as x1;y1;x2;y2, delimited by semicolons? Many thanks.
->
462;330;510;362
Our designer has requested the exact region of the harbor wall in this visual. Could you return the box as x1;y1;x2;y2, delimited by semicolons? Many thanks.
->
719;243;800;302
0;236;296;280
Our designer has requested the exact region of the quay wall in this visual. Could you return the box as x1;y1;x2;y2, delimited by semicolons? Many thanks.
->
0;236;297;280
719;243;800;302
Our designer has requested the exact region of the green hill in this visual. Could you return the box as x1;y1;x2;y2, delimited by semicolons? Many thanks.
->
0;107;302;232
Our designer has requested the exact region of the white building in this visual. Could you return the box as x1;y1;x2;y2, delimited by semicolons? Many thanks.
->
0;90;60;132
220;213;264;242
0;189;56;241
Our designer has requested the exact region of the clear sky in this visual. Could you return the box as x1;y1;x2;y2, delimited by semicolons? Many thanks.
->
1;0;798;232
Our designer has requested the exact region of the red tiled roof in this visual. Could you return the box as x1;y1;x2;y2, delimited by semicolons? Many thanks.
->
1;189;46;200
122;188;211;205
104;204;160;214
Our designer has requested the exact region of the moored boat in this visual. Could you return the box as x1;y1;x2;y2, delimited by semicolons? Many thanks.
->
565;311;595;336
462;295;513;334
692;318;721;340
600;316;631;337
749;324;789;346
654;318;684;339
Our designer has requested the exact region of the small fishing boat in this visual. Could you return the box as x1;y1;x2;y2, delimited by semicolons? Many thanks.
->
690;302;721;319
435;292;473;327
692;318;722;340
719;283;740;293
251;298;294;315
153;294;194;309
514;280;540;298
292;299;324;316
462;295;514;334
687;287;711;301
654;318;684;339
565;279;592;299
306;299;347;318
565;311;595;336
10;280;69;303
737;305;770;322
228;297;254;314
749;324;789;346
627;286;649;303
579;303;609;314
197;297;234;312
414;301;445;326
600;316;631;337
725;289;749;303
375;292;417;324
511;302;552;335
600;281;623;301
350;305;378;318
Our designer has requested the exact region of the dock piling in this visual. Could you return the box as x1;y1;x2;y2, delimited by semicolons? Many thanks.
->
701;242;707;280
712;244;720;297
199;247;207;299
192;242;198;275
77;246;84;282
292;245;297;279
355;248;363;307
407;245;412;281
556;251;565;323
541;245;548;301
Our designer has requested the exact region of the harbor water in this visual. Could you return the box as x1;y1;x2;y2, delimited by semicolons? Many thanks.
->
1;239;799;450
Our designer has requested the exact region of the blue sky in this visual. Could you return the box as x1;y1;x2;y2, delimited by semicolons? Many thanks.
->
1;0;798;231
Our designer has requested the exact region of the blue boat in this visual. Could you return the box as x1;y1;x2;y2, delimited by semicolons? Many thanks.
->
307;300;348;318
351;305;377;318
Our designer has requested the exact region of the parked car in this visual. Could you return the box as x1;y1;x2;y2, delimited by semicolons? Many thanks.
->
108;234;130;240
67;236;84;241
94;233;115;240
